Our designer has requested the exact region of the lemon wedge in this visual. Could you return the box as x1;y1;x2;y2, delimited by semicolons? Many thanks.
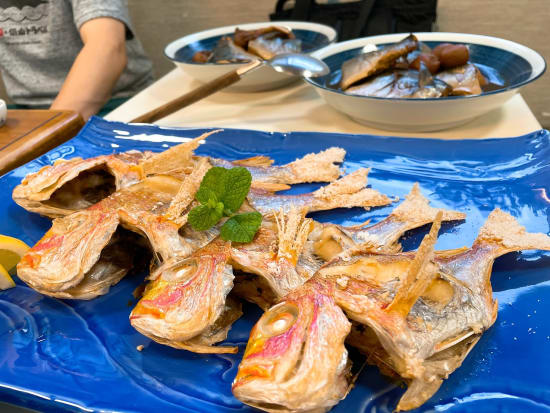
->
0;263;15;290
0;234;30;273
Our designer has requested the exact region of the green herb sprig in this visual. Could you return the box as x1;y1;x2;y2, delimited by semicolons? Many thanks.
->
188;167;262;242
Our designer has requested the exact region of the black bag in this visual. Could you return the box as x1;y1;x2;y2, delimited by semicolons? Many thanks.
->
270;0;438;41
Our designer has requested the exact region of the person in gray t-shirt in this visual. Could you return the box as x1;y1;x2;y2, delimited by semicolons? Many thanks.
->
0;0;154;119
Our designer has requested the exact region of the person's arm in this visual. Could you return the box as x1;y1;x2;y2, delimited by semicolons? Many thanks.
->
50;17;127;120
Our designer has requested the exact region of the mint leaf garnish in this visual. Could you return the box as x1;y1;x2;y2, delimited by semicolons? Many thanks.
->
189;204;223;231
188;166;262;242
195;167;227;204
221;167;252;213
220;212;262;243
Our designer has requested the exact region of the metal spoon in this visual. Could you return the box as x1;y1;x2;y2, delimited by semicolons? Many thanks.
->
131;54;330;124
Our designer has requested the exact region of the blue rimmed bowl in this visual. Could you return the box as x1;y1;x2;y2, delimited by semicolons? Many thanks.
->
164;21;337;93
307;32;546;132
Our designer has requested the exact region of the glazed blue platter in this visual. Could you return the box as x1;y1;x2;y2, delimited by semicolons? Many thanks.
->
1;117;550;413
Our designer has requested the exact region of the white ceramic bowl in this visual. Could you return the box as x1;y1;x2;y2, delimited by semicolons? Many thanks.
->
164;21;337;93
307;32;546;132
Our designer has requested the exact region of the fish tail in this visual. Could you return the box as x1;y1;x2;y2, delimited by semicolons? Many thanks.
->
386;211;442;318
283;147;346;183
389;183;466;224
140;129;221;176
474;208;550;253
312;168;394;211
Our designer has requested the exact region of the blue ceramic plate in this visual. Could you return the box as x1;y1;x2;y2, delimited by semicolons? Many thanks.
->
307;32;546;132
164;21;337;93
1;117;550;413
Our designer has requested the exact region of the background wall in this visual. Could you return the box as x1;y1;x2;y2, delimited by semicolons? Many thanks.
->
1;0;548;126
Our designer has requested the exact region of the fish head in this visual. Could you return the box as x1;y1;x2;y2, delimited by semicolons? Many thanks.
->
130;239;234;343
233;280;351;412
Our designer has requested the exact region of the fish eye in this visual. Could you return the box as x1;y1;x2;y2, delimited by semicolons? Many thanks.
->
259;303;299;337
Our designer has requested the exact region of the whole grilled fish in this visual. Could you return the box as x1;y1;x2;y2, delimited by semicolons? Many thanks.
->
16;174;196;299
341;34;418;90
13;138;346;218
233;183;465;308
247;168;393;215
319;209;550;411
130;239;241;354
233;279;351;412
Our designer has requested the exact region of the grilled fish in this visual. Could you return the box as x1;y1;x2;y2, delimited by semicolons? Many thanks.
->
16;174;197;299
233;279;351;412
130;239;241;354
13;141;346;218
317;209;550;411
233;184;465;308
341;34;418;90
247;168;393;215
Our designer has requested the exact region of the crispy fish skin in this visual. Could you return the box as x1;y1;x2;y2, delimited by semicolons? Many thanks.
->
315;209;550;411
247;168;394;215
341;34;418;90
130;239;239;354
233;279;351;412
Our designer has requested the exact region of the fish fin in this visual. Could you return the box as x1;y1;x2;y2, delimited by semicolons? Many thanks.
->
232;155;274;167
312;168;395;211
396;334;481;411
250;181;291;192
475;208;550;252
434;246;470;258
275;206;314;265
140;129;221;176
285;147;346;183
390;183;466;224
165;157;210;224
386;211;442;318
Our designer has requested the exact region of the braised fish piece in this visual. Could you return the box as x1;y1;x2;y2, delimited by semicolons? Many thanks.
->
130;239;241;354
16;175;195;299
248;33;302;60
317;209;550;411
210;146;346;185
341;34;418;90
207;36;258;64
346;67;451;99
434;63;482;96
233;279;351;412
247;168;393;215
234;26;294;49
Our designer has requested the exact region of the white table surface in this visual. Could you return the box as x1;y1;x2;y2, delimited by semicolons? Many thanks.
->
106;68;542;139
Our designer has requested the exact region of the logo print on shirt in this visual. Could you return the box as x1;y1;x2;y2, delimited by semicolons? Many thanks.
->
0;0;49;23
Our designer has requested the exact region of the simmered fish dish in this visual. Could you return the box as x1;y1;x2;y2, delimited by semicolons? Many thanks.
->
339;34;504;98
192;26;301;64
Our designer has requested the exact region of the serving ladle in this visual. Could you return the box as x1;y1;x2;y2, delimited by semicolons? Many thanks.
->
130;53;330;124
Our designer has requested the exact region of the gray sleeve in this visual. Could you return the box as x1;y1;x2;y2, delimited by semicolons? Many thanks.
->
70;0;135;39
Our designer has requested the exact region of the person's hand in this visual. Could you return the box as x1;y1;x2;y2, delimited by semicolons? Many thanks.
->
50;17;127;120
